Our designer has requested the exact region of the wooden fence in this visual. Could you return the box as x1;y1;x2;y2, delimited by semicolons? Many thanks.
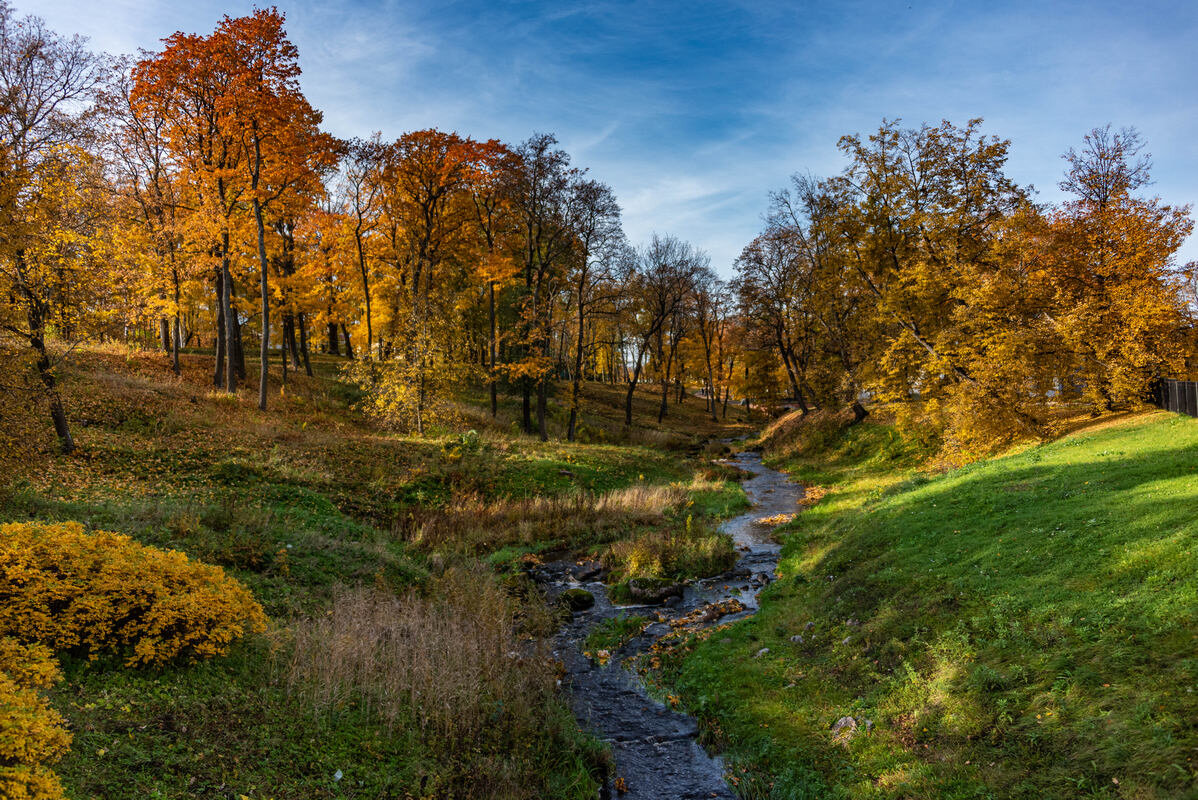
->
1151;379;1198;418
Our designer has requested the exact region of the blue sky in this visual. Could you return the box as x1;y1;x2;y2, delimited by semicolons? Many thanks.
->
37;0;1198;274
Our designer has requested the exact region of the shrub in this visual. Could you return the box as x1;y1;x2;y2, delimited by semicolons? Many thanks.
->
0;521;267;667
0;637;70;800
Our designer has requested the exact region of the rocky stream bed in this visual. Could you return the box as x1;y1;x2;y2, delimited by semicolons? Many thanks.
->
535;451;805;799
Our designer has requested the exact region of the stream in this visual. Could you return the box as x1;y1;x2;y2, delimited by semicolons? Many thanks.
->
536;451;805;799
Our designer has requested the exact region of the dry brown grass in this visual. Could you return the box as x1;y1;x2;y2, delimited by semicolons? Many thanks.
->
281;568;551;741
402;483;688;554
277;567;595;798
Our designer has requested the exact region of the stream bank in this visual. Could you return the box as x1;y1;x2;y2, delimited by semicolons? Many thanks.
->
536;451;804;799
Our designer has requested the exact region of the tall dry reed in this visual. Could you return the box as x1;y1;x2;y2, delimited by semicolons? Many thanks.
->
278;567;604;798
401;484;688;553
280;568;551;742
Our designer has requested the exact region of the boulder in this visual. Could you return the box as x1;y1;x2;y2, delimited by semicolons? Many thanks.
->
627;577;684;604
571;560;605;581
830;715;857;742
560;588;595;611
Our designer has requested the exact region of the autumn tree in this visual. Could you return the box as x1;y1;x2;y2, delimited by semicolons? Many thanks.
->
218;9;336;410
757;174;875;419
734;231;818;412
467;140;522;417
1042;126;1193;411
0;3;104;453
104;65;190;375
622;234;697;427
337;136;383;356
295;199;358;358
689;266;731;422
369;129;479;433
133;24;247;392
509;134;577;440
739;118;1196;455
563;178;623;441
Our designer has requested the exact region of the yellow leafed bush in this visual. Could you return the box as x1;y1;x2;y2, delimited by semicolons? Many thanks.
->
0;521;268;667
0;638;70;800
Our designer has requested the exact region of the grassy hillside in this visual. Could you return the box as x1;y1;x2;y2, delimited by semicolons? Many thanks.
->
657;411;1198;799
0;345;750;799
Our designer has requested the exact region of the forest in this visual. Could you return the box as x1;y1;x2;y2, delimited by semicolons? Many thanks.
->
3;6;1196;459
1;3;1196;800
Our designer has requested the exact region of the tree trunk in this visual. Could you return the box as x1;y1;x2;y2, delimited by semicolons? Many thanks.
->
233;316;247;380
567;297;586;442
284;315;301;370
703;346;717;422
297;313;313;376
536;378;548;442
327;321;340;355
159;318;171;352
17;251;74;454
171;316;181;376
252;186;270;412
356;235;373;358
624;347;646;427
522;380;532;434
340;324;355;359
489;281;498;417
171;265;182;376
221;233;237;393
214;272;226;388
33;334;74;454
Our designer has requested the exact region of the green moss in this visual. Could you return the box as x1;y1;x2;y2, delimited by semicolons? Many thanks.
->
560;588;596;611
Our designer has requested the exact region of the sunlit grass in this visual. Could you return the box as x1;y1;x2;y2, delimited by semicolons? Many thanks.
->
662;411;1198;799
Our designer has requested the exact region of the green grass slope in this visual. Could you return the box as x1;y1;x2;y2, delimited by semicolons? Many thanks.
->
1;346;750;799
662;412;1197;799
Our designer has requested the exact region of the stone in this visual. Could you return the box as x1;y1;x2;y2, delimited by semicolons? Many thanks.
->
804;621;815;630
560;588;595;611
829;713;857;732
789;634;804;644
755;647;770;658
572;560;605;581
627;577;684;604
